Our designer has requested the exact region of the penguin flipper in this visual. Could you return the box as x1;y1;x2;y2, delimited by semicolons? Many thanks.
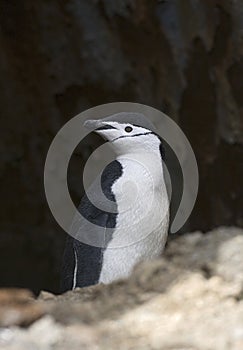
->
60;234;75;293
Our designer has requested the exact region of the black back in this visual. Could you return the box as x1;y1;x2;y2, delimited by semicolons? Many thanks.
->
60;160;123;292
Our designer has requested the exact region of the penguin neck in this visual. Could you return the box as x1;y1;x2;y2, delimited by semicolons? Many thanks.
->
112;134;165;187
116;137;163;169
116;147;165;188
116;149;162;164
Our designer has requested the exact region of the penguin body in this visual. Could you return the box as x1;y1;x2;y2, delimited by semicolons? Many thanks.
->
61;113;169;292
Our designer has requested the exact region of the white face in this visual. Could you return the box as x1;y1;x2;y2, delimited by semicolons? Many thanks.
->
93;121;160;155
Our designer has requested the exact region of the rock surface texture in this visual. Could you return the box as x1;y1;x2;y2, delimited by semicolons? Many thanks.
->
0;227;243;349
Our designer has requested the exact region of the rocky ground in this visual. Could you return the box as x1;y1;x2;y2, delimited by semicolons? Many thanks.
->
0;227;243;350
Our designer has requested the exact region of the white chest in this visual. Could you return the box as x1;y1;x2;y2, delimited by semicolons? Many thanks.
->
99;153;169;284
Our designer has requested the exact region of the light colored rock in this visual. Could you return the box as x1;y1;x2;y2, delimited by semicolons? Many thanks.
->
1;227;243;349
100;273;243;350
38;291;56;301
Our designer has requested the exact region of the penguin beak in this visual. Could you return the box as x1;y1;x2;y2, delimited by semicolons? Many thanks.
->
84;119;116;132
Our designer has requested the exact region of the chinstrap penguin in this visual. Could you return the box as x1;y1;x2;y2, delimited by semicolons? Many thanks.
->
61;112;169;291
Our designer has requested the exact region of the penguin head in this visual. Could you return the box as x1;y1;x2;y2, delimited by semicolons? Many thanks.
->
84;112;161;155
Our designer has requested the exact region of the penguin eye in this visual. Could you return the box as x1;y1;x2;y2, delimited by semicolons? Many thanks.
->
125;126;133;133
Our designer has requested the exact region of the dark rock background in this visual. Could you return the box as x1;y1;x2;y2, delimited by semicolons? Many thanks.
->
0;0;242;294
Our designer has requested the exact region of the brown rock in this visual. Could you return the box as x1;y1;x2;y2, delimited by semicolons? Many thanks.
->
0;289;44;327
